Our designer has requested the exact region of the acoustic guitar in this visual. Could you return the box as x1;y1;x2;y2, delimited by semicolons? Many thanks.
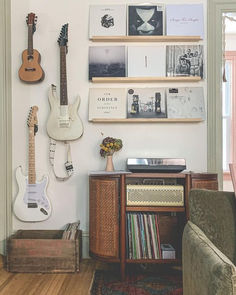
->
13;106;51;222
46;24;83;141
18;13;45;83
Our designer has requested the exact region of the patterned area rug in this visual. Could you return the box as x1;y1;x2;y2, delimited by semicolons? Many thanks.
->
90;265;183;295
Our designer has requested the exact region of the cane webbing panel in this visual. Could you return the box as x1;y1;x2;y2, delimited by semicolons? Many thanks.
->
89;177;119;258
126;184;184;206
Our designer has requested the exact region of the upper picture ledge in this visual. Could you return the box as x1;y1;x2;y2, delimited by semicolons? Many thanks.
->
90;36;202;42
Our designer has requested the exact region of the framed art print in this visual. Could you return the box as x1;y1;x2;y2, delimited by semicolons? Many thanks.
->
89;88;127;120
89;5;126;38
127;88;166;118
128;4;164;36
89;46;126;80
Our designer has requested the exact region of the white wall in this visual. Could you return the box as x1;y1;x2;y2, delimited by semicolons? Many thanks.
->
11;0;207;258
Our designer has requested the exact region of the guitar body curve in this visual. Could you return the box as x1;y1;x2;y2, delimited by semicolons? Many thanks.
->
18;49;45;83
46;86;84;141
13;166;51;222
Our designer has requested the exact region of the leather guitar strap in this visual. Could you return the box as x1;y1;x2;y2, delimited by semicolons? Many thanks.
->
49;138;74;181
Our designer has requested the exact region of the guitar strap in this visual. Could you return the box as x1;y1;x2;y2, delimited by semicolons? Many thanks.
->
49;138;74;181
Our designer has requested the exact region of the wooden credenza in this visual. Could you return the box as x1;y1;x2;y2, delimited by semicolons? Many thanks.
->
89;171;218;280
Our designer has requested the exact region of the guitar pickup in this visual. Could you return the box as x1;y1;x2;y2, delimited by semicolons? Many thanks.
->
27;202;38;208
25;68;36;71
58;119;70;128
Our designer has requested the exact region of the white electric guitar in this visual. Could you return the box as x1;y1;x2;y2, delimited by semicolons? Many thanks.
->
46;23;83;141
14;106;52;222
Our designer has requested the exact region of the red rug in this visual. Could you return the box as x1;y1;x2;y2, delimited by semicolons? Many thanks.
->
90;266;183;295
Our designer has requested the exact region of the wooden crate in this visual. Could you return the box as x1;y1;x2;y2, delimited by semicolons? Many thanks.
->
6;230;82;273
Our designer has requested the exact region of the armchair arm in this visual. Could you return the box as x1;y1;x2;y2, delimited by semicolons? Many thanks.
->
189;189;236;262
183;221;236;295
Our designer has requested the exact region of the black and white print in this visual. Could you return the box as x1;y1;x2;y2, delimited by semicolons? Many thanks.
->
128;5;164;36
89;46;126;80
166;45;204;78
127;88;167;118
89;5;126;38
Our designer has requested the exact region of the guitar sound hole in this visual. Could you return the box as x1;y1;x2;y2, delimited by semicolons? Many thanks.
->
27;55;34;61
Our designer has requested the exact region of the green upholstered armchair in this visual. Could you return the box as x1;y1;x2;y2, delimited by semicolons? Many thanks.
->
183;189;236;295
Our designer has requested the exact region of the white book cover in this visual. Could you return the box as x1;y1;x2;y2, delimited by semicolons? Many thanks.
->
167;87;205;119
166;4;204;38
128;4;165;36
127;87;166;118
89;5;126;38
128;46;166;77
88;88;126;120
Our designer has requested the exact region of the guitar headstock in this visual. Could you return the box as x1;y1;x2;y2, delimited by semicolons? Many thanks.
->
27;106;38;135
58;24;68;52
26;12;37;33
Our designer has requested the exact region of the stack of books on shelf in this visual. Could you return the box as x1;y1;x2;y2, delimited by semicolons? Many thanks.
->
62;220;80;240
126;213;162;259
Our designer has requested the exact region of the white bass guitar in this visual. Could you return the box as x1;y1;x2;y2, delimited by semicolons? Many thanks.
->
14;106;52;222
46;24;83;141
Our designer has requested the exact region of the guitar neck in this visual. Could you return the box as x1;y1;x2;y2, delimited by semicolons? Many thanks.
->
28;25;34;56
28;127;36;184
60;46;68;106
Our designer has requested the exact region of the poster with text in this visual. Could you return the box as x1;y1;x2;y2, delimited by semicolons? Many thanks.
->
166;4;204;38
89;88;126;120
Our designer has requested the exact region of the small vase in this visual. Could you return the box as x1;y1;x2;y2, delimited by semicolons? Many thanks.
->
105;155;114;172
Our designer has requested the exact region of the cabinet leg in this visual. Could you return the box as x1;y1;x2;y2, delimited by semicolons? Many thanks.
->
120;261;126;281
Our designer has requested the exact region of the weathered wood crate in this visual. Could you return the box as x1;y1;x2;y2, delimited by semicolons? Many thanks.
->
6;230;82;273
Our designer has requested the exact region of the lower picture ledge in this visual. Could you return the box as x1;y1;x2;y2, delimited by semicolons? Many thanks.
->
90;118;204;123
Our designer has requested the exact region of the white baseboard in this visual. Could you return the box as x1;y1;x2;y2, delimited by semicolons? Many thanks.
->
82;231;90;259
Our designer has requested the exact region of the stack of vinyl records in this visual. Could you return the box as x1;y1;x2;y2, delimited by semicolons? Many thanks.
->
126;213;161;259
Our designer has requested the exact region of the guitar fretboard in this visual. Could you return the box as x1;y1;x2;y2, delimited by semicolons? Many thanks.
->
28;127;36;184
28;25;34;56
60;46;68;106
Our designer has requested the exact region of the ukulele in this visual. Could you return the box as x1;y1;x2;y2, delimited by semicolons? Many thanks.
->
18;13;44;83
13;106;51;222
46;24;83;141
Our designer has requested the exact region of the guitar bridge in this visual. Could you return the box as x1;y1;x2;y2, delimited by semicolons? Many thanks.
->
25;68;36;71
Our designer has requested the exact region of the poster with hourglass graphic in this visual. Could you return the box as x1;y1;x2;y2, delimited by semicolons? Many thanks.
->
89;46;126;80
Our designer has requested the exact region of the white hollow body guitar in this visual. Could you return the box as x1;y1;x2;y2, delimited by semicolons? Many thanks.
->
47;24;83;141
14;106;52;222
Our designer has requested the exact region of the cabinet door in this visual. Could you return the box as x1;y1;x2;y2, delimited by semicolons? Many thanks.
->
89;177;119;259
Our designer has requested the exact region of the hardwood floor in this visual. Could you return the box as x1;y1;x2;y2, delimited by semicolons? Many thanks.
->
0;256;101;295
